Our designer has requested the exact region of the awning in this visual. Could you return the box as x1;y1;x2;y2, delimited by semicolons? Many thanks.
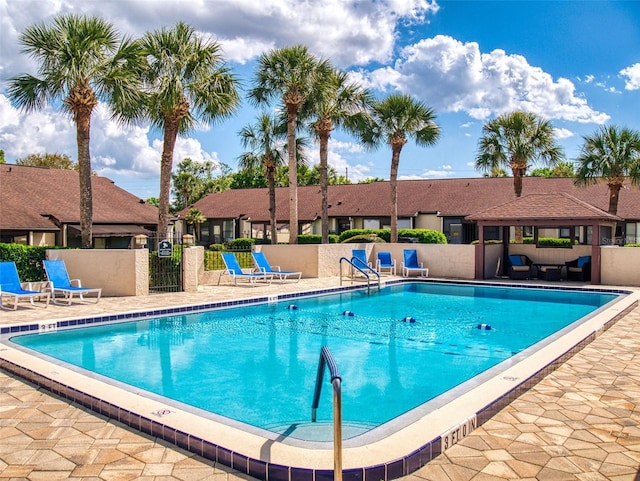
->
67;224;153;238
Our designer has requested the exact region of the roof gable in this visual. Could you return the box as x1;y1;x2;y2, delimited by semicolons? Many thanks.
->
0;164;158;231
466;193;622;223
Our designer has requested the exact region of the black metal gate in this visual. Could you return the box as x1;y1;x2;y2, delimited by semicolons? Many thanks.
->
148;234;184;293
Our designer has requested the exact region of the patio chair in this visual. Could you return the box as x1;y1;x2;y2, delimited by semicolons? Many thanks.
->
565;256;591;281
376;251;396;275
350;249;378;277
0;261;50;310
507;254;534;280
402;249;428;278
43;259;102;305
252;252;301;281
219;253;273;286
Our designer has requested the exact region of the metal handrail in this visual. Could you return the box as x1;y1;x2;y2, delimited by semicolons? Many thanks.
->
311;346;342;481
339;256;380;292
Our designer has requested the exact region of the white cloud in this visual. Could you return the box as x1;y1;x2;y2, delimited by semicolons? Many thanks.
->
0;0;439;74
553;128;574;139
359;35;609;124
620;63;640;91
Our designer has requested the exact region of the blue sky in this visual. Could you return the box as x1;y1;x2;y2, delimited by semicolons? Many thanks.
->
1;0;639;200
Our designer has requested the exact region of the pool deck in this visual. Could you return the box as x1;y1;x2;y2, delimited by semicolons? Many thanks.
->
1;277;640;480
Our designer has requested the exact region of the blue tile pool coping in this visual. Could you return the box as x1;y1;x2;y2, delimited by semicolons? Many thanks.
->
0;278;636;481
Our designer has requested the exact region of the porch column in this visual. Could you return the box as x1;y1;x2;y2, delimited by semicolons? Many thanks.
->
475;222;485;280
591;223;601;284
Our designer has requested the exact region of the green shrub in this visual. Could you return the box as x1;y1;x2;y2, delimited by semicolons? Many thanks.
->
298;234;339;244
516;237;576;247
0;243;62;282
341;234;386;243
208;243;225;251
470;239;503;245
624;244;640;247
226;238;255;249
338;228;446;244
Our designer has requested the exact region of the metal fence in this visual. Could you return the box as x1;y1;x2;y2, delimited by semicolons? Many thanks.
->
204;248;252;271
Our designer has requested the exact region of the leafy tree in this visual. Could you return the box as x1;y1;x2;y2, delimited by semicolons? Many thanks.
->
358;177;384;184
8;14;143;247
0;150;5;164
146;197;159;207
171;158;230;211
529;161;575;178
229;166;269;189
482;167;508;177
238;113;289;243
139;21;240;238
574;126;640;215
184;208;207;242
360;93;441;243
16;152;76;170
475;111;564;197
249;44;329;244
304;67;372;243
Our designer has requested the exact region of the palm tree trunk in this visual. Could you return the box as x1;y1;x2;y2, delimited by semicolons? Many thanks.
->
608;184;621;215
76;111;93;248
287;107;298;244
319;129;330;244
267;164;278;244
390;148;401;243
158;119;179;240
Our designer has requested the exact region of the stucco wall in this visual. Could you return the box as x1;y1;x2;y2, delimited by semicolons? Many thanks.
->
256;243;476;279
46;248;148;296
601;246;640;287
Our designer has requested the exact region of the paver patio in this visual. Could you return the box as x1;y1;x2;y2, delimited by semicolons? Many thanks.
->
1;278;639;480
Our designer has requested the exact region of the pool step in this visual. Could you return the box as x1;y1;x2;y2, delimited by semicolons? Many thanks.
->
261;420;376;442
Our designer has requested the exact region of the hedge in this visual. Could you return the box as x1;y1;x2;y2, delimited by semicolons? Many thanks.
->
338;228;447;244
0;243;60;282
298;234;339;244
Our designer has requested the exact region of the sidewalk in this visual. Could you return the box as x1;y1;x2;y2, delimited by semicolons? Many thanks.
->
1;278;639;480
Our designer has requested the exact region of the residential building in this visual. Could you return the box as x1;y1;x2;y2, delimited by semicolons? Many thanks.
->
180;177;640;245
0;164;158;248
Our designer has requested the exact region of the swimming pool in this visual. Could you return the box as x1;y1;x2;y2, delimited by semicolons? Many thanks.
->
0;280;636;481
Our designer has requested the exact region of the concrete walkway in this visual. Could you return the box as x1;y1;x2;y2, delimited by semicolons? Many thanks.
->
1;278;640;480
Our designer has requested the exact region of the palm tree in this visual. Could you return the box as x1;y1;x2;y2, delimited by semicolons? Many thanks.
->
249;44;329;244
184;208;207;243
475;111;564;197
361;93;440;243
305;68;373;243
8;14;142;248
139;21;240;239
574;125;640;215
238;113;289;244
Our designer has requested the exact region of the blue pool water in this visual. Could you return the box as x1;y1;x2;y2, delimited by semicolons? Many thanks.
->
12;282;618;441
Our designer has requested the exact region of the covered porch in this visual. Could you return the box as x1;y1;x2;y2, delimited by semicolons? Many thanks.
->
467;193;622;284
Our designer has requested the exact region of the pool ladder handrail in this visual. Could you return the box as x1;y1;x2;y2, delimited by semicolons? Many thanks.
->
311;346;342;481
339;256;380;292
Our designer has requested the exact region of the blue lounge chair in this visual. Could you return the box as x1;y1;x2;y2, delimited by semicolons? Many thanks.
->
0;261;50;310
351;249;377;276
376;251;396;275
252;252;301;281
219;253;273;286
402;249;429;278
43;259;102;304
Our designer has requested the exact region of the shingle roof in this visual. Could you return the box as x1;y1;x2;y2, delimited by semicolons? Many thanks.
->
0;164;158;231
185;177;640;222
466;193;622;223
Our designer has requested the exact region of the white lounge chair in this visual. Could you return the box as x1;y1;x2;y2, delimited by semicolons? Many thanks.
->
0;261;50;310
43;259;102;304
219;253;272;286
252;252;301;281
